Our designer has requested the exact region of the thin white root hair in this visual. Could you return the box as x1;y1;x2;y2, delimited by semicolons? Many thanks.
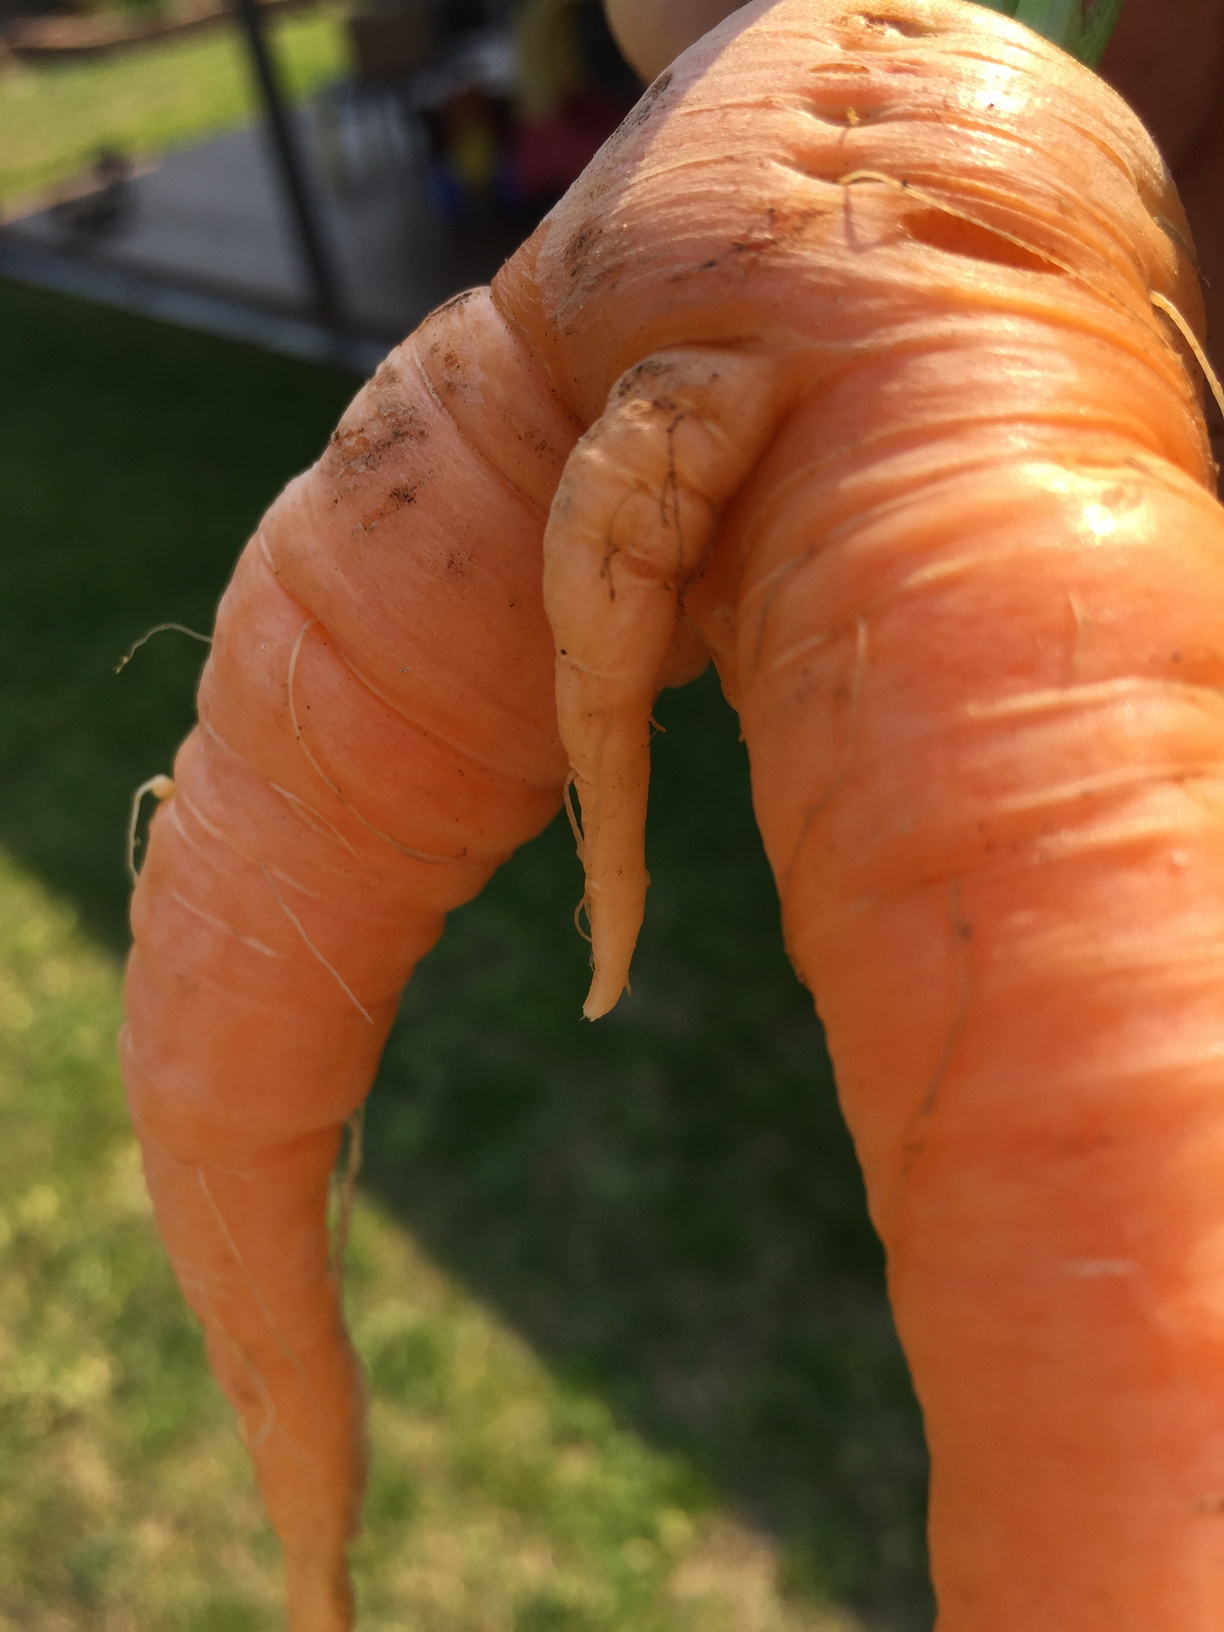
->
168;888;281;959
573;895;593;946
197;1164;308;1386
565;775;595;946
1150;291;1224;423
258;863;374;1024
127;774;175;884
563;772;585;863
115;622;212;674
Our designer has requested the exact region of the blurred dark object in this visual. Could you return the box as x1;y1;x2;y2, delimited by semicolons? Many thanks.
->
348;0;434;84
435;0;490;37
1098;0;1224;172
511;85;623;199
1098;0;1224;471
409;29;516;220
312;77;426;193
232;0;345;323
49;146;135;239
569;0;640;106
321;0;640;232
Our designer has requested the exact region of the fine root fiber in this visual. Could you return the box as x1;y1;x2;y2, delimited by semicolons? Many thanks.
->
115;622;211;675
127;774;175;884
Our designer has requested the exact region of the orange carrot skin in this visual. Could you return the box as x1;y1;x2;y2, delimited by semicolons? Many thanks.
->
497;0;1222;1620
122;293;581;1626
736;414;1224;1624
123;0;1224;1625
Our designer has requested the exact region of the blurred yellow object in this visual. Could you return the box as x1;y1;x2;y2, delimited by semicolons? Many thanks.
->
515;0;584;120
450;103;499;189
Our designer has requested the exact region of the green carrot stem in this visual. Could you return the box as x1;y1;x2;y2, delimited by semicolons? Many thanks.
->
969;0;1125;65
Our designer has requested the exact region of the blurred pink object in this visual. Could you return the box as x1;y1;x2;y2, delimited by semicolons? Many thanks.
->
512;89;626;198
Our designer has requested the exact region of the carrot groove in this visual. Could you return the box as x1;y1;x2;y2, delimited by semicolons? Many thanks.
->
122;2;1224;1626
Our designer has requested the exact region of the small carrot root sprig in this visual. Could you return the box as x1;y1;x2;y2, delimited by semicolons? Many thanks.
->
121;1;1224;1627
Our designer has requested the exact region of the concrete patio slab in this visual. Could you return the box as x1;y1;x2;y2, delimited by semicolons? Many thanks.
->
1;97;528;360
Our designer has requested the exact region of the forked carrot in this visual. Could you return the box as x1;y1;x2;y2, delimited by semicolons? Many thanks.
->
122;1;1224;1625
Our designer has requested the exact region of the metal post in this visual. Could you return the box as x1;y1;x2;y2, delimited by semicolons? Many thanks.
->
231;0;344;326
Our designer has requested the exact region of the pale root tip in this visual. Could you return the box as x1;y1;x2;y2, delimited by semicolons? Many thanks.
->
582;972;626;1021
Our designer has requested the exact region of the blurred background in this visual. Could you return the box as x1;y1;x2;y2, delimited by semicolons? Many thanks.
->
0;0;651;358
0;2;931;1627
9;0;1219;1627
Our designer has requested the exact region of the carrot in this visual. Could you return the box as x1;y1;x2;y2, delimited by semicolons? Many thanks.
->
121;0;1224;1626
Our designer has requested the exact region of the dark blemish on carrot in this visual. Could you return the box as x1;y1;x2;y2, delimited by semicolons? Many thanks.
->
607;68;673;145
355;483;419;532
368;355;400;392
599;534;619;601
434;288;477;316
565;227;594;276
728;204;822;266
327;398;429;480
615;358;674;400
440;349;463;391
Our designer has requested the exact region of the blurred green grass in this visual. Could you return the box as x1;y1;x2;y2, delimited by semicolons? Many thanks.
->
0;5;348;213
1;850;867;1631
0;276;931;1628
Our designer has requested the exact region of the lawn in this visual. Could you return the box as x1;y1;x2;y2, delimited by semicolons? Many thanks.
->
0;277;932;1630
0;4;348;214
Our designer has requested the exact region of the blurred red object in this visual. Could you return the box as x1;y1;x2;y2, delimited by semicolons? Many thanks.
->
511;86;626;198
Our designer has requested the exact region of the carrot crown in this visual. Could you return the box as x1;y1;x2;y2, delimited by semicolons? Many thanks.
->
971;0;1124;65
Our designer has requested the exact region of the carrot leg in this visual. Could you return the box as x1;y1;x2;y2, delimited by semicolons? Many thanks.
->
139;1132;362;1632
736;404;1224;1626
543;345;788;1015
122;290;580;1628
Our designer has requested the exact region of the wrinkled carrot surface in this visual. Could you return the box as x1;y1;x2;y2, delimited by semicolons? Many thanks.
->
122;2;1224;1626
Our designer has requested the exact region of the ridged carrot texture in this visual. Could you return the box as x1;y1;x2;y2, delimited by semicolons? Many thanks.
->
121;0;1224;1627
